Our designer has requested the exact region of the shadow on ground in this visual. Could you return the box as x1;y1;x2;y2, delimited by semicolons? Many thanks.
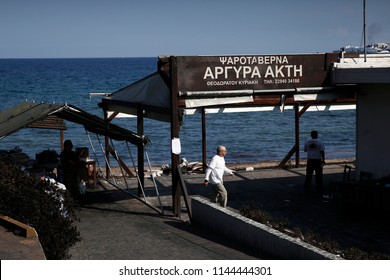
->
74;163;390;259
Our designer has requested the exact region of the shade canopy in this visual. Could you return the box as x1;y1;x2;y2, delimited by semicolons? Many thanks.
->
100;72;172;121
0;101;146;145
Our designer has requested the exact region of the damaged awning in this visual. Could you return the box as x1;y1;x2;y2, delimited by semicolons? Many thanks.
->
0;102;64;139
180;89;254;108
100;72;171;121
100;72;258;120
0;101;145;145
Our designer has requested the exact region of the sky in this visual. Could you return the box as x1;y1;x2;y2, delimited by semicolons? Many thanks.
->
1;0;389;58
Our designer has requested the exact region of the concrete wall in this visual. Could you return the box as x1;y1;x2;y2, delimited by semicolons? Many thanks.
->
356;84;390;179
191;197;342;260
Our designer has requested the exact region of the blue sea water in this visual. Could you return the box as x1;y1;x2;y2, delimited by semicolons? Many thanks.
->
0;58;355;166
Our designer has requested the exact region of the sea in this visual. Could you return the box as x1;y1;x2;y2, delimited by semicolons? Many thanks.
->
0;57;355;167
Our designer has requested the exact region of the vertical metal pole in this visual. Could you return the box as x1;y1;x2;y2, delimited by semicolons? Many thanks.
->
170;56;181;216
103;109;110;179
137;105;145;196
202;107;207;173
363;0;367;62
295;103;300;167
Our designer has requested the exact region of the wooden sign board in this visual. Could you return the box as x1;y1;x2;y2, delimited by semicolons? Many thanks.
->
175;53;339;92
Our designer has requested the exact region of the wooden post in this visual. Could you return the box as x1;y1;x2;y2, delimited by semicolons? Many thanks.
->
202;107;207;173
137;105;145;196
175;164;192;221
60;129;64;151
278;103;312;168
170;56;181;216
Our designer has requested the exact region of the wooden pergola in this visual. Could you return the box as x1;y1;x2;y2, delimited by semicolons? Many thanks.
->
99;52;358;216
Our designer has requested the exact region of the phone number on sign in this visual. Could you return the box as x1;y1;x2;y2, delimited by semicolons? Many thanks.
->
212;266;272;276
274;78;300;84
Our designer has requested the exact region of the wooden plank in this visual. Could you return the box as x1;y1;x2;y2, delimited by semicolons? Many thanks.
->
106;145;136;177
170;56;181;217
0;215;37;238
175;164;192;221
27;116;67;130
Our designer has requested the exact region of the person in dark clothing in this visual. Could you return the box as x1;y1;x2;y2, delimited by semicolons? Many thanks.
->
60;140;82;199
303;130;325;195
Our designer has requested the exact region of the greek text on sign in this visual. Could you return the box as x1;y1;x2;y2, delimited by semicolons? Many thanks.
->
203;56;303;80
175;54;336;92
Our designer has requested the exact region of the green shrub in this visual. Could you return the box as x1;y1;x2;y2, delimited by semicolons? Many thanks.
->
0;155;80;259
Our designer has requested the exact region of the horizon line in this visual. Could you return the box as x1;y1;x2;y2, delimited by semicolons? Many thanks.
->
0;56;158;60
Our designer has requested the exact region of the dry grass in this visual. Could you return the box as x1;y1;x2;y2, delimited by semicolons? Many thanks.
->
240;203;390;260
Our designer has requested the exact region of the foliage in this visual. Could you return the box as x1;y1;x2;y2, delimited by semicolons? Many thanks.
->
0;155;80;259
240;203;390;260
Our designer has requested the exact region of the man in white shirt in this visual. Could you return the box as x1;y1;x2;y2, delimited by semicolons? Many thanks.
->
303;130;325;195
204;145;235;207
